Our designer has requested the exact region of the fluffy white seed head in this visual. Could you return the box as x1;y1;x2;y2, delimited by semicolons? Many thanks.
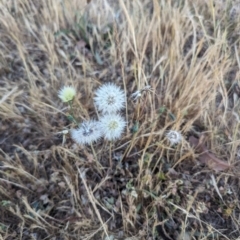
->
94;83;125;114
131;90;142;101
99;114;126;141
166;130;182;145
58;86;76;102
71;120;102;145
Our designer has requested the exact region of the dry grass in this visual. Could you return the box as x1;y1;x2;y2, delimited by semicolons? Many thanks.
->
1;0;240;239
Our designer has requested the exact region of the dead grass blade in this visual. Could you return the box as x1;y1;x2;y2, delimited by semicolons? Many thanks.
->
78;168;110;238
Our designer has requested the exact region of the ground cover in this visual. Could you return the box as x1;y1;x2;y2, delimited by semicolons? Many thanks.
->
1;0;240;239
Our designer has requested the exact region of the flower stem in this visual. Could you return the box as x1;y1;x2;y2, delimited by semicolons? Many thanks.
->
109;141;112;168
68;100;78;124
90;143;103;175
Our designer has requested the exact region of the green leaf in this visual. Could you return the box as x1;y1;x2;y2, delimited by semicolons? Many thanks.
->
168;112;176;121
159;106;166;114
131;121;139;133
158;172;166;180
1;200;11;207
67;115;75;123
94;51;104;65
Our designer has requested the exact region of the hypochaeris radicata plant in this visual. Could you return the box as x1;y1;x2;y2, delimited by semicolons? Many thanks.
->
58;83;182;146
70;120;103;145
165;130;183;145
56;82;184;181
94;82;126;114
58;86;76;103
58;83;126;145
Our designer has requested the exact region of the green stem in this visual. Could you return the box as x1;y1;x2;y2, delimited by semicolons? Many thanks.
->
91;143;97;162
68;100;78;124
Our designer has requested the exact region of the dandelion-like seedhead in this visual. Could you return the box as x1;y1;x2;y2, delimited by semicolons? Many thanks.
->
131;85;152;102
71;120;102;145
131;90;142;101
94;83;125;114
166;130;182;145
99;114;126;141
58;86;76;103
